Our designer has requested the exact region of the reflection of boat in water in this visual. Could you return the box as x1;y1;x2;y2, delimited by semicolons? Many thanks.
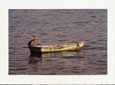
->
28;34;85;54
28;56;42;64
28;51;83;64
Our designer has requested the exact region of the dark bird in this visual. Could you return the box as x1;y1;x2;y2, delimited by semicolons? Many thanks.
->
28;34;38;47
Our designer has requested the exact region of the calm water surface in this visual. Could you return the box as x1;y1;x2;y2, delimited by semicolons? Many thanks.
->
9;9;107;75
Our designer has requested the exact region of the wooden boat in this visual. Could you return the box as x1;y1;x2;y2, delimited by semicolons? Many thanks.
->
42;51;83;57
29;41;85;54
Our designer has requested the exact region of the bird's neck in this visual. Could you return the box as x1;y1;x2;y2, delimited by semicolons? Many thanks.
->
34;36;38;40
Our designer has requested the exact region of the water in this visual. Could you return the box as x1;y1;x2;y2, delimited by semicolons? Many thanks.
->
9;9;107;75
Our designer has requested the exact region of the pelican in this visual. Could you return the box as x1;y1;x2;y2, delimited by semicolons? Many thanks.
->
28;34;38;47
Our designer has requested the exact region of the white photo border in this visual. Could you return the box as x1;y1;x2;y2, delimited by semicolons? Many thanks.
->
0;0;115;84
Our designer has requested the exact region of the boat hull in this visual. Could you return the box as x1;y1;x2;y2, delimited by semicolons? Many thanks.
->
29;41;85;54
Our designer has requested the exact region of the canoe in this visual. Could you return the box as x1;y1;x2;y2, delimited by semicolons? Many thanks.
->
28;41;85;54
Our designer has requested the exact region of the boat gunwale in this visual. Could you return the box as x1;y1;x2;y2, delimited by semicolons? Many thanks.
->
35;41;85;48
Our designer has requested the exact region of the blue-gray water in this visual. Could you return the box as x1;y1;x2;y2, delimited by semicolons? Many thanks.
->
9;9;107;75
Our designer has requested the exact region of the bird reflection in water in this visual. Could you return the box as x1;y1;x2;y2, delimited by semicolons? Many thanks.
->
28;53;42;64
